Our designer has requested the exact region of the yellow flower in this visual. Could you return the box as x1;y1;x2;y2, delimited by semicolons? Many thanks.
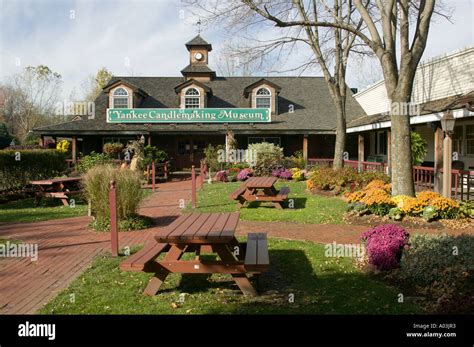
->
399;197;425;214
431;197;460;212
348;190;366;203
360;188;393;206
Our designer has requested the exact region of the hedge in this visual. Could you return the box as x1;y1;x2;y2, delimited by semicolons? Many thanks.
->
0;149;68;191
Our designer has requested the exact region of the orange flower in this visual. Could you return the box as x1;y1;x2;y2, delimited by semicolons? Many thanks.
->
360;188;393;206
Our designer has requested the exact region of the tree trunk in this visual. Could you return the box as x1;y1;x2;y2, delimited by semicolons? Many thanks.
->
333;100;346;170
390;97;415;196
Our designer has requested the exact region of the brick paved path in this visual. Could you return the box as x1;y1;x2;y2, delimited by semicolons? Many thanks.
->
0;181;191;314
1;180;473;314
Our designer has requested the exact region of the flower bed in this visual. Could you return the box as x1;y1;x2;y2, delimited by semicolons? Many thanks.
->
307;167;390;195
346;180;468;222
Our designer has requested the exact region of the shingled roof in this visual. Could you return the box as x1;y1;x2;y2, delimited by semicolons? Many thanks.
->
347;90;474;129
185;35;212;51
34;76;366;135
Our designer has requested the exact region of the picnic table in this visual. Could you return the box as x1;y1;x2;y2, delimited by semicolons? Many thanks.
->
229;177;290;209
30;177;82;206
120;212;269;296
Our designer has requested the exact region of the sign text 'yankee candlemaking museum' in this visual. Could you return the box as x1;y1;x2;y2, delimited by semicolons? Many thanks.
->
107;108;271;123
33;34;366;169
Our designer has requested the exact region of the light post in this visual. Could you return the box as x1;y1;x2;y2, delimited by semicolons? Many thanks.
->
440;111;456;198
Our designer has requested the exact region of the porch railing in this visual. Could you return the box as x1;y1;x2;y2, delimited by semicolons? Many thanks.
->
307;158;387;173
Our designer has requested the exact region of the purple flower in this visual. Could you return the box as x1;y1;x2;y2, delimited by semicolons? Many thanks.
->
215;170;228;182
361;224;409;271
237;168;253;181
279;169;292;180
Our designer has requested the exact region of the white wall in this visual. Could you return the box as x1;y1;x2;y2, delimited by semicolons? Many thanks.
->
354;46;474;116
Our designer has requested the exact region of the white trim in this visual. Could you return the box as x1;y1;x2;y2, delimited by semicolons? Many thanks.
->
347;108;474;133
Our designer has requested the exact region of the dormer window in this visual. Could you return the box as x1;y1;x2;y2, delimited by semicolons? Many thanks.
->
113;88;129;108
185;88;201;108
255;87;271;109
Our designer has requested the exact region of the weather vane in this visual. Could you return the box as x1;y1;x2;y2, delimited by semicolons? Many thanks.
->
196;19;202;34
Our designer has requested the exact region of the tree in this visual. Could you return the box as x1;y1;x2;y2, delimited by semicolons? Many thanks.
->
3;65;62;141
188;0;371;170
241;0;438;196
82;67;113;102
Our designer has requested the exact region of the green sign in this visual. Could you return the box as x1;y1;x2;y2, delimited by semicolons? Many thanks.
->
106;108;271;123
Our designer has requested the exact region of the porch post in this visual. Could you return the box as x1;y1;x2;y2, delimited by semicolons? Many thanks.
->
386;130;391;176
303;135;308;163
39;135;44;147
442;132;453;198
358;134;364;172
434;127;443;193
148;134;152;146
71;136;77;164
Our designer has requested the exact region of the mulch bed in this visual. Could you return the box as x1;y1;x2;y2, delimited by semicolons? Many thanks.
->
344;212;474;230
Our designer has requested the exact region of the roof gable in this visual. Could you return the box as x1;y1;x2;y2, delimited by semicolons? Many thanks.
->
102;79;149;97
243;79;282;97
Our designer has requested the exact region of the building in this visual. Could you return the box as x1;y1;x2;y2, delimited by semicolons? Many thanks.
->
347;46;474;169
33;35;365;169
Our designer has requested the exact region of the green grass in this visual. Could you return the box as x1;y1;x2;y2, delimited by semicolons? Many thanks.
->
0;197;88;223
39;238;419;314
189;181;347;224
0;189;154;224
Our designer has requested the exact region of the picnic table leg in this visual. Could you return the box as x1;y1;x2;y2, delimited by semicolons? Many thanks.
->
60;197;70;206
143;244;185;296
273;201;283;209
212;244;257;296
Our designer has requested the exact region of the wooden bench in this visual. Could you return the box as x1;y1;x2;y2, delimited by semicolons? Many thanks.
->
276;186;290;200
120;242;170;272
244;233;269;273
229;185;248;208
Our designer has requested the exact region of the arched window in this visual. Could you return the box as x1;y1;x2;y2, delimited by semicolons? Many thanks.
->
185;88;200;108
255;87;271;109
113;87;129;108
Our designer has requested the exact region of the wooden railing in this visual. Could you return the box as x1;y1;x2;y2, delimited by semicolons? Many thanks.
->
307;158;387;173
308;159;474;201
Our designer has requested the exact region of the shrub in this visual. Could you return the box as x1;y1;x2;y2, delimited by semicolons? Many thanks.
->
77;152;113;174
459;200;474;218
399;197;425;214
430;197;460;219
400;234;474;286
103;142;124;157
361;224;409;271
411;132;427;165
142;145;167;168
6;144;45;150
203;144;225;172
90;215;153;231
248;142;284;176
0;123;13;149
290;150;306;169
0;149;67;191
214;170;228;182
237;168;253;181
365;179;390;192
83;165;145;223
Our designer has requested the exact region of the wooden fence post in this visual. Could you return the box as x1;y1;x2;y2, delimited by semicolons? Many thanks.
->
152;160;156;192
109;180;118;257
200;162;204;189
191;165;196;209
146;164;150;184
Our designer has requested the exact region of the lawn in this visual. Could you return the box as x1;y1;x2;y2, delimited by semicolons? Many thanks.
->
40;238;419;314
0;189;154;224
0;197;88;223
188;181;347;224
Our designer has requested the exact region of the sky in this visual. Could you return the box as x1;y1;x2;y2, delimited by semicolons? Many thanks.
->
0;0;473;100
